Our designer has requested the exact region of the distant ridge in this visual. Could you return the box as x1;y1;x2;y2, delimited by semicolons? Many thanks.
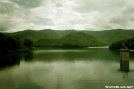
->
3;29;134;47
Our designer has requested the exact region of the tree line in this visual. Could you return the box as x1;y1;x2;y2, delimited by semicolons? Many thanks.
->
109;37;134;50
0;33;34;53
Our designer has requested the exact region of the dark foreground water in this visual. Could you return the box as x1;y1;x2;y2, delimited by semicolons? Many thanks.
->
0;48;134;89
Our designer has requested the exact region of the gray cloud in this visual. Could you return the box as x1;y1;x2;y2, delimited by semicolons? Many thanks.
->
0;0;134;32
33;18;53;25
109;2;134;29
0;17;13;31
0;1;16;14
73;0;127;13
10;0;43;8
0;1;36;32
0;1;17;31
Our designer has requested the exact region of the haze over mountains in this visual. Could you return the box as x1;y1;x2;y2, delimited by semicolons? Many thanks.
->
4;29;134;47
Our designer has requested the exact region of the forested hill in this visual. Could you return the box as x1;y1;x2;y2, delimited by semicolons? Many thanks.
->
0;33;22;52
4;29;76;42
109;37;134;50
3;29;134;47
0;33;34;53
59;32;103;47
83;29;134;44
35;32;103;48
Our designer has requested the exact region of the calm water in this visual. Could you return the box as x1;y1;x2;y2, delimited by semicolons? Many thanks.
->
0;48;134;89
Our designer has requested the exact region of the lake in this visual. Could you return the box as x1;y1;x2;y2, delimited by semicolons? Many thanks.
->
0;48;134;89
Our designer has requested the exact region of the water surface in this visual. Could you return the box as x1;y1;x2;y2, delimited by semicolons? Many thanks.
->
0;48;134;89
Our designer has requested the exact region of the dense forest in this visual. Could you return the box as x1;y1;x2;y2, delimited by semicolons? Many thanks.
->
2;29;134;49
109;37;134;50
4;29;134;44
35;32;104;48
0;33;34;53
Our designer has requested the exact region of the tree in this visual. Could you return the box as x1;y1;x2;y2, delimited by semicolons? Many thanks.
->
24;38;33;48
109;37;134;50
0;33;22;51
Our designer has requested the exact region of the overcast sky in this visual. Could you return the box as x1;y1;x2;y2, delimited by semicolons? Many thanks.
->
0;0;134;32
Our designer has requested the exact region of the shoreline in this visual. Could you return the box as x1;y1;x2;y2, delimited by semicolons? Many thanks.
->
0;49;35;54
88;46;109;48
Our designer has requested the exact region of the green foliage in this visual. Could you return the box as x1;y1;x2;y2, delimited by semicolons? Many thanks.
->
60;32;98;47
84;29;134;45
0;33;22;51
35;39;59;47
35;32;99;48
3;29;134;48
60;42;85;48
109;37;134;50
4;29;134;46
4;29;75;42
24;38;33;48
0;33;34;52
109;40;126;50
124;37;134;49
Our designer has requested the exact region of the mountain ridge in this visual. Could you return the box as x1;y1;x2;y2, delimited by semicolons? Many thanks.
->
3;29;134;47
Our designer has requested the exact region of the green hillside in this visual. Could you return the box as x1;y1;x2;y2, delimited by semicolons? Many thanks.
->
0;33;22;52
84;29;134;44
60;31;99;46
3;29;134;48
4;29;76;42
35;31;100;48
109;37;134;50
35;39;59;47
39;29;76;39
5;30;49;42
0;32;34;53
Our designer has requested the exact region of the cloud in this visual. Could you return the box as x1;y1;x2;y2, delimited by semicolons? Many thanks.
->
109;1;134;29
0;0;134;32
0;1;16;14
30;0;102;30
72;0;134;30
74;0;127;13
0;1;17;31
0;0;40;32
10;0;43;8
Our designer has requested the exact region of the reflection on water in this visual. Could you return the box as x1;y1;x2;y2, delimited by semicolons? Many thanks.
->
0;48;134;89
33;48;120;62
0;53;21;69
23;52;34;62
0;52;33;69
